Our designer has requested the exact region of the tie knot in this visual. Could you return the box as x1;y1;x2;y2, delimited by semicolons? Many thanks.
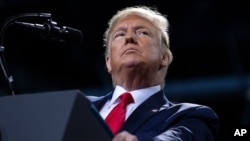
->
119;92;134;105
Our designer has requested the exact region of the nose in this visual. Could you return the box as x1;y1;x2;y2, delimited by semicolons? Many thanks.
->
125;31;137;44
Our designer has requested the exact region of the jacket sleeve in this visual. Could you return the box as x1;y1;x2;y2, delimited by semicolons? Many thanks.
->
152;104;219;141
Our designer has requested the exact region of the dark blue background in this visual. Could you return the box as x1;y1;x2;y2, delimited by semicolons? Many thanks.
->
0;0;250;140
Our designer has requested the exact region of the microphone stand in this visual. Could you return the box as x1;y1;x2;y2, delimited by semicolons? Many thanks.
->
0;13;52;96
0;45;14;96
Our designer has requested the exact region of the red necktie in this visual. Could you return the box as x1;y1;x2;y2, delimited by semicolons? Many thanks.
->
105;92;134;134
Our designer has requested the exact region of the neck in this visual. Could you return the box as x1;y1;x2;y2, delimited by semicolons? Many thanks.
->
112;69;163;91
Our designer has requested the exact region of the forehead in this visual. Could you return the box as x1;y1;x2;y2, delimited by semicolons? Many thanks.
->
112;15;155;29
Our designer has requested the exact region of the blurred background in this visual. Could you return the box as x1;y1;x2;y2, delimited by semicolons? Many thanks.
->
0;0;250;140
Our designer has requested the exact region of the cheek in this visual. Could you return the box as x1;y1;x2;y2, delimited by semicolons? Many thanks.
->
108;45;120;64
145;41;161;57
150;49;162;61
110;42;122;56
109;47;117;58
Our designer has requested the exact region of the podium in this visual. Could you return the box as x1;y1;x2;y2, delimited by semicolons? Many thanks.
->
0;89;113;141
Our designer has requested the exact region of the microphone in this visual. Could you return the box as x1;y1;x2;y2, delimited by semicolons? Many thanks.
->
14;20;83;44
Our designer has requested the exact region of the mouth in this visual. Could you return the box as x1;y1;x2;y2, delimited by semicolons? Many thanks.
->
122;48;141;55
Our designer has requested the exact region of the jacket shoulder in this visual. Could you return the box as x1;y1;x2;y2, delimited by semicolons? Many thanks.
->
168;102;218;118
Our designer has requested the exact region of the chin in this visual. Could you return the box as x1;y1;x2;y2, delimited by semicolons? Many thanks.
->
124;60;144;68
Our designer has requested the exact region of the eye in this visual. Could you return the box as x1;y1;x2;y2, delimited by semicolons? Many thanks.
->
137;29;149;36
114;31;125;39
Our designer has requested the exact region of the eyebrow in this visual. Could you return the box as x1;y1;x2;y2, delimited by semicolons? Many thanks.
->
113;26;126;33
113;25;149;33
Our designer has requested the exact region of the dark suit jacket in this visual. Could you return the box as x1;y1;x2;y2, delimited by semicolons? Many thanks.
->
91;90;219;141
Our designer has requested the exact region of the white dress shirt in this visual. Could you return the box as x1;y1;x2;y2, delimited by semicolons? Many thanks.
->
100;85;161;120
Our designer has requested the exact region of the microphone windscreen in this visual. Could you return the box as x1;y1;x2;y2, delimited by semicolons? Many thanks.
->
60;26;83;44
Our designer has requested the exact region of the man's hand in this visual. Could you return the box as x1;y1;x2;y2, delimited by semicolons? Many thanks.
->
112;131;138;141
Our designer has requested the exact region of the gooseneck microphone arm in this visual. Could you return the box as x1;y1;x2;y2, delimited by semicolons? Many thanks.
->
0;13;83;96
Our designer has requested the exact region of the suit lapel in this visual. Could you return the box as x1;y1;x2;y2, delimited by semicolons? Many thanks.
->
120;90;169;133
92;93;112;111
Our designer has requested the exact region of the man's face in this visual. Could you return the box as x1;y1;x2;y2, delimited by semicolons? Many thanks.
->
106;15;167;74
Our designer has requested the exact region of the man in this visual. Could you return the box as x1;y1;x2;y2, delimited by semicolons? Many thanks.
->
90;5;219;141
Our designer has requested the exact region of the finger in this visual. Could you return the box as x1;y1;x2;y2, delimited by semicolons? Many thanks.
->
112;131;138;141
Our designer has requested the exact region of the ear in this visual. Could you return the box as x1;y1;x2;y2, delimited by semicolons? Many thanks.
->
105;55;112;73
160;52;171;68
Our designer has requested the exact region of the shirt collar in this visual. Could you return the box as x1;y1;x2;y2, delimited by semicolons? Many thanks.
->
109;85;161;106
